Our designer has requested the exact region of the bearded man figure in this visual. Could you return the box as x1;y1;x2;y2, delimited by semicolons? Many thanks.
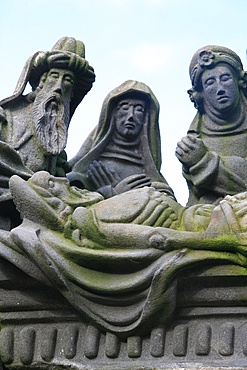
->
0;37;95;229
31;68;74;159
0;36;95;175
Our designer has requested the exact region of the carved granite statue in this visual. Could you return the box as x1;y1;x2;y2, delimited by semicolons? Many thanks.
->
0;170;243;337
2;41;247;369
176;45;247;205
0;37;95;229
68;80;175;199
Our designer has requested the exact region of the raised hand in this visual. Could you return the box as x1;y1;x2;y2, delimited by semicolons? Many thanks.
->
175;134;207;167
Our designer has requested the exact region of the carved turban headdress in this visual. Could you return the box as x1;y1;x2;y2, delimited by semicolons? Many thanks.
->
189;45;244;91
6;37;95;117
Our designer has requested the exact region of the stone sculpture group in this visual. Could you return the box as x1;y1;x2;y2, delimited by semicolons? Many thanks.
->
0;37;247;369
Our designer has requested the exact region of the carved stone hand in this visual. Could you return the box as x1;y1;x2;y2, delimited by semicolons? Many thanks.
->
175;134;207;168
114;173;151;194
88;160;121;189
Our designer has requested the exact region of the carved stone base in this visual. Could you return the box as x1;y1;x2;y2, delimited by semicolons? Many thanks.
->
1;262;247;369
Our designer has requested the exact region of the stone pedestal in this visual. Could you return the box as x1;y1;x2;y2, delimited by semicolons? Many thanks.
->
0;259;247;369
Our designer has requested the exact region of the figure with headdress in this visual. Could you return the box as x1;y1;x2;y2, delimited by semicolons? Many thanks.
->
0;37;95;229
68;80;175;199
176;46;247;206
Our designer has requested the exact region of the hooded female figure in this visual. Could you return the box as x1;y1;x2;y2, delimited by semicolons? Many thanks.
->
176;45;247;206
69;80;175;199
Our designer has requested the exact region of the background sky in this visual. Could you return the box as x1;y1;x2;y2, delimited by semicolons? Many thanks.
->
0;0;246;205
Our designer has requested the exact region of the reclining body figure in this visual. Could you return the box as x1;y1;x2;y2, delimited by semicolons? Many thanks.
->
3;171;247;337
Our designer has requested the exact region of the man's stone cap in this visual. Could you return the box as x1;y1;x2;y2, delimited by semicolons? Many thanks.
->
14;36;95;117
189;45;243;90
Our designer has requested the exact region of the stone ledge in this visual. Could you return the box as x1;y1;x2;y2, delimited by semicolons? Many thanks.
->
1;264;247;369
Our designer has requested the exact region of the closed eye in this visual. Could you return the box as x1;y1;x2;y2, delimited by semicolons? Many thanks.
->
204;78;215;87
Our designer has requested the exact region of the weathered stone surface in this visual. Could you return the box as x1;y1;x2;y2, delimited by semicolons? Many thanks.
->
1;170;247;342
0;36;95;230
176;45;247;206
1;40;247;370
0;266;247;369
68;80;175;199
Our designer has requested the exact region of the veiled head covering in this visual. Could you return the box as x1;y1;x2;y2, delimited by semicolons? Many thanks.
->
0;37;95;118
70;80;163;181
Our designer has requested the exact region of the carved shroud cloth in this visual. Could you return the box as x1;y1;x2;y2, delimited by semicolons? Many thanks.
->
0;224;242;337
0;186;245;337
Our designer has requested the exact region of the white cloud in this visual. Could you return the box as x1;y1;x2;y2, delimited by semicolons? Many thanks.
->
116;43;171;73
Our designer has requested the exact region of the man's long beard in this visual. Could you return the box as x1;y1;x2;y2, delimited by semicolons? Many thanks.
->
32;91;70;155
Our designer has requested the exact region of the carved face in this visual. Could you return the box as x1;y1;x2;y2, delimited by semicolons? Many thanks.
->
201;64;240;117
32;68;75;155
43;68;75;100
115;98;146;140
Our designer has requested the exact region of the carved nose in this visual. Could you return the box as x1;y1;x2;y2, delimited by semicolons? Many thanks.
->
54;86;62;95
53;78;63;95
127;107;134;120
216;82;225;95
217;88;225;95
